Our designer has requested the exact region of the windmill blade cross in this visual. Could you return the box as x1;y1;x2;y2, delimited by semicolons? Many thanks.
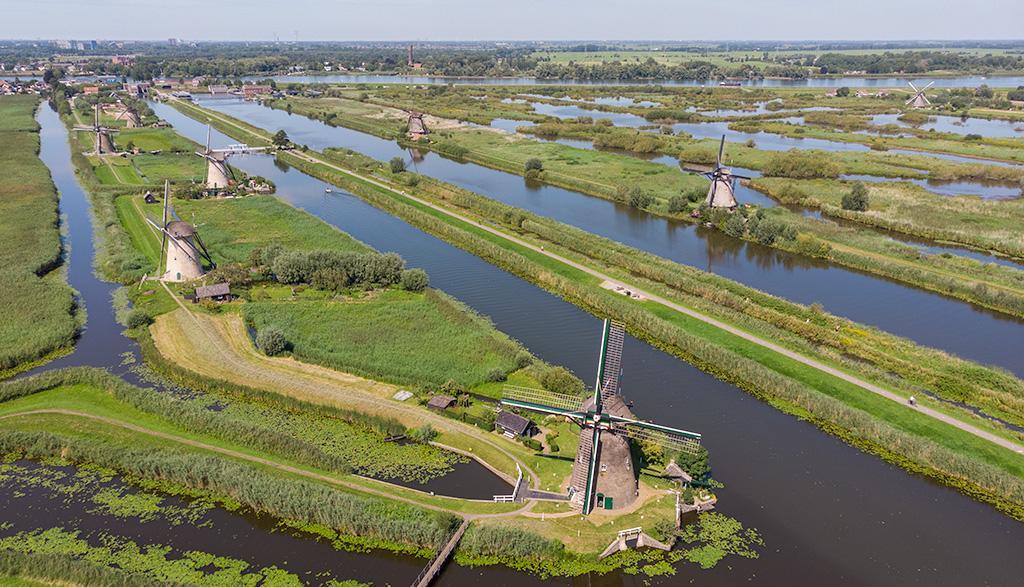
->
502;385;587;413
610;414;702;455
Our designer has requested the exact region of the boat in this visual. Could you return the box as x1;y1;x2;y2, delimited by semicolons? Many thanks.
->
325;188;333;193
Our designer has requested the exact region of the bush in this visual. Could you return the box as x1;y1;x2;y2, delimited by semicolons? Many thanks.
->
409;424;438;443
400;268;429;292
256;327;287;356
763;150;841;179
486;368;507;383
124;308;152;329
524;158;544;172
514;351;533;368
521;437;542;451
841;182;870;212
539;366;585;396
751;217;785;245
628;188;654;209
389;157;406;174
723;214;746;238
668;195;687;214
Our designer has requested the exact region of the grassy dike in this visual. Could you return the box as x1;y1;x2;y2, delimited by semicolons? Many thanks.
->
168;98;1024;521
271;95;1024;319
0;96;78;379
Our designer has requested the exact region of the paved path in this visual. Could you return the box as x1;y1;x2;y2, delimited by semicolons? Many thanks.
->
182;101;1024;457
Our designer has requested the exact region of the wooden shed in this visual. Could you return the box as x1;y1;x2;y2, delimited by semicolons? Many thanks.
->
495;410;533;438
194;282;232;303
427;395;456;411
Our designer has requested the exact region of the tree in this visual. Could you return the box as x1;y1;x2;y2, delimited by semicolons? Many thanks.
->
841;182;870;212
271;130;289;147
836;86;850;97
389;157;406;174
524;158;544;172
400;268;429;292
256;327;288;356
752;217;784;245
124;309;152;329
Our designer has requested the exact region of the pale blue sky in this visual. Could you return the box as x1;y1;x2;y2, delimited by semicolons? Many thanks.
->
2;0;1021;41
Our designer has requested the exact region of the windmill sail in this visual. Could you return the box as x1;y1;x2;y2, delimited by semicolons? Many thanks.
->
502;385;586;414
611;415;702;455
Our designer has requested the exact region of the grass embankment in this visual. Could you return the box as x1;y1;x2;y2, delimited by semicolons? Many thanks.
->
0;96;77;378
273;94;1024;316
0;369;466;555
166;99;1024;519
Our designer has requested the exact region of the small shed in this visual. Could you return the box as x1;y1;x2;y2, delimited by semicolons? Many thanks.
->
495;410;533;437
427;395;456;411
194;282;232;303
143;191;157;204
664;462;693;485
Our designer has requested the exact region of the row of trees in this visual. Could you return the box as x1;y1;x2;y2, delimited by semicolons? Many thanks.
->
250;245;429;293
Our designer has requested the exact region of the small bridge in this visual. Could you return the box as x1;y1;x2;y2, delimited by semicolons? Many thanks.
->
412;519;469;587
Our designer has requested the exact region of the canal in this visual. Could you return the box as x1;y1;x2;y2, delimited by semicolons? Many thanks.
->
192;98;1024;377
154;100;1024;586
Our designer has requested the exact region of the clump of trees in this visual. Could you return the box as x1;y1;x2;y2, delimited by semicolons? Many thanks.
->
842;182;870;212
524;158;544;179
389;157;406;174
252;245;407;291
539;366;585;396
400;268;429;292
763;150;841;179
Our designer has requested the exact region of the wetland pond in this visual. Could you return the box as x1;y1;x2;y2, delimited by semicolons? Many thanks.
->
155;100;1024;586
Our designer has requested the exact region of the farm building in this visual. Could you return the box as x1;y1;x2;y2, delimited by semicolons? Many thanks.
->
427;395;456;411
663;462;693;486
495;410;534;438
194;282;233;303
143;191;158;204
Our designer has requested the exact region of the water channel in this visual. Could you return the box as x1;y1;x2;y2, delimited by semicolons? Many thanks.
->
151;100;1024;586
189;98;1024;377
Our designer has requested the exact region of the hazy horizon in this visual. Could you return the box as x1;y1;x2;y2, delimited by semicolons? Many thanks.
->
4;0;1022;42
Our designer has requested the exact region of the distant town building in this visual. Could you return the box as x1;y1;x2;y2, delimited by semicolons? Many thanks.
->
82;86;100;95
208;84;230;95
242;85;272;99
111;55;135;67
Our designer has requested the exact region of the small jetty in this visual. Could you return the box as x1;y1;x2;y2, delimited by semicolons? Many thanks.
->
412;519;469;587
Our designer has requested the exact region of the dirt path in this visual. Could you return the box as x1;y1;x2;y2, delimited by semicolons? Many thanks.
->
0;408;533;521
180;100;1024;456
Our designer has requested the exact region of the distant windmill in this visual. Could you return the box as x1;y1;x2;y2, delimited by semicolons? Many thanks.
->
194;125;269;190
406;111;428;140
145;180;215;282
502;320;702;514
113;104;142;128
906;81;934;109
682;136;752;209
72;102;118;154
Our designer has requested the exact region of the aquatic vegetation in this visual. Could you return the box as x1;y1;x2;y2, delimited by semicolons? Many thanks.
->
0;527;306;586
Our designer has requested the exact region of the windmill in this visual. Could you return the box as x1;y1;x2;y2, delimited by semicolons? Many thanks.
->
72;102;118;154
501;320;702;514
145;180;215;282
906;81;934;109
682;136;751;209
407;111;428;140
194;125;269;190
196;125;233;189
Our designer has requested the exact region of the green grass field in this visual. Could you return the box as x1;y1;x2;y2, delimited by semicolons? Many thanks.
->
243;288;522;388
0;96;77;376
